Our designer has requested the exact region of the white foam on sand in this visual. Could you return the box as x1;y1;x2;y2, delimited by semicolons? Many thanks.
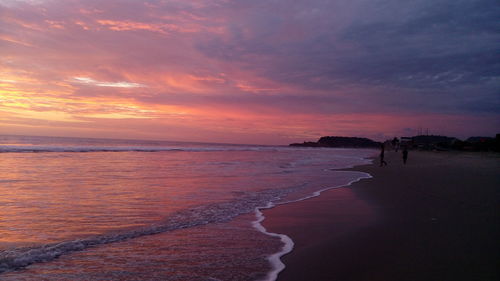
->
253;172;372;281
253;202;294;281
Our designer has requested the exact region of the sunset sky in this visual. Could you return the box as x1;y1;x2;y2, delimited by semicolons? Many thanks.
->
1;0;498;144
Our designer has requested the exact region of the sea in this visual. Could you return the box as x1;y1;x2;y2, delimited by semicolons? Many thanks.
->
0;135;374;281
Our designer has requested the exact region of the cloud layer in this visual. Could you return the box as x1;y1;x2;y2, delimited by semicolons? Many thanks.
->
1;0;498;143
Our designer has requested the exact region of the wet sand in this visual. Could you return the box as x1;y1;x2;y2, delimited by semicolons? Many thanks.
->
263;151;500;281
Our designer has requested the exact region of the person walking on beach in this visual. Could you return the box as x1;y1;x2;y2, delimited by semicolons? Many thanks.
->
402;146;408;164
380;143;388;166
391;137;400;152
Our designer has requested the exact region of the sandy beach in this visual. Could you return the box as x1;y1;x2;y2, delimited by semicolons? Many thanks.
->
263;150;500;281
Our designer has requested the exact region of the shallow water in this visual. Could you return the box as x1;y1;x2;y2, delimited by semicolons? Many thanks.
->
0;135;374;280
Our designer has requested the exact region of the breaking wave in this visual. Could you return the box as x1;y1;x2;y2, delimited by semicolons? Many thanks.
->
0;145;280;153
0;187;297;273
0;171;371;276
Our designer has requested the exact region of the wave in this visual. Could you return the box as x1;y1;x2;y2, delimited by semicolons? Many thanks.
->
0;171;371;278
0;186;300;274
0;145;281;153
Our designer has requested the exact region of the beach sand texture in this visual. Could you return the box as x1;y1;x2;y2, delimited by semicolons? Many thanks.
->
263;151;500;281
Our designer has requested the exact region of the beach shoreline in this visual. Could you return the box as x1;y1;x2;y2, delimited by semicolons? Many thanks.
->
262;150;499;281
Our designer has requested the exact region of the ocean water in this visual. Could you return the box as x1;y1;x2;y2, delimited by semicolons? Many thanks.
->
0;135;374;280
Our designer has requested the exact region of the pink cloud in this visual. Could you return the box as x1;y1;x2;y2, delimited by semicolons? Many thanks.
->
0;0;497;144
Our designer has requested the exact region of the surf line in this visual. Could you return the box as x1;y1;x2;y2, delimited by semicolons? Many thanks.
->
253;172;372;281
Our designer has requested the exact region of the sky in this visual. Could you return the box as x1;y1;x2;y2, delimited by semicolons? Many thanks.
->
0;0;499;144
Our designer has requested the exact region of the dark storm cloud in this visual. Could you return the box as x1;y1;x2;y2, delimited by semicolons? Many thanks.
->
337;0;499;86
196;0;500;114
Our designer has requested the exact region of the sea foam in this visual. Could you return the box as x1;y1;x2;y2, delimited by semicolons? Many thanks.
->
252;171;372;281
0;171;371;276
0;187;295;273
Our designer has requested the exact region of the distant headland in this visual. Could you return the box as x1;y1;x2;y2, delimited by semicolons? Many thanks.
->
290;134;500;151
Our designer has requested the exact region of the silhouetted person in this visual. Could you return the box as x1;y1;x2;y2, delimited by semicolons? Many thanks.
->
380;143;387;166
394;137;401;152
391;137;400;152
402;147;408;164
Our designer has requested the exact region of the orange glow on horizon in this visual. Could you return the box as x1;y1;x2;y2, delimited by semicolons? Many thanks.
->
1;0;497;144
